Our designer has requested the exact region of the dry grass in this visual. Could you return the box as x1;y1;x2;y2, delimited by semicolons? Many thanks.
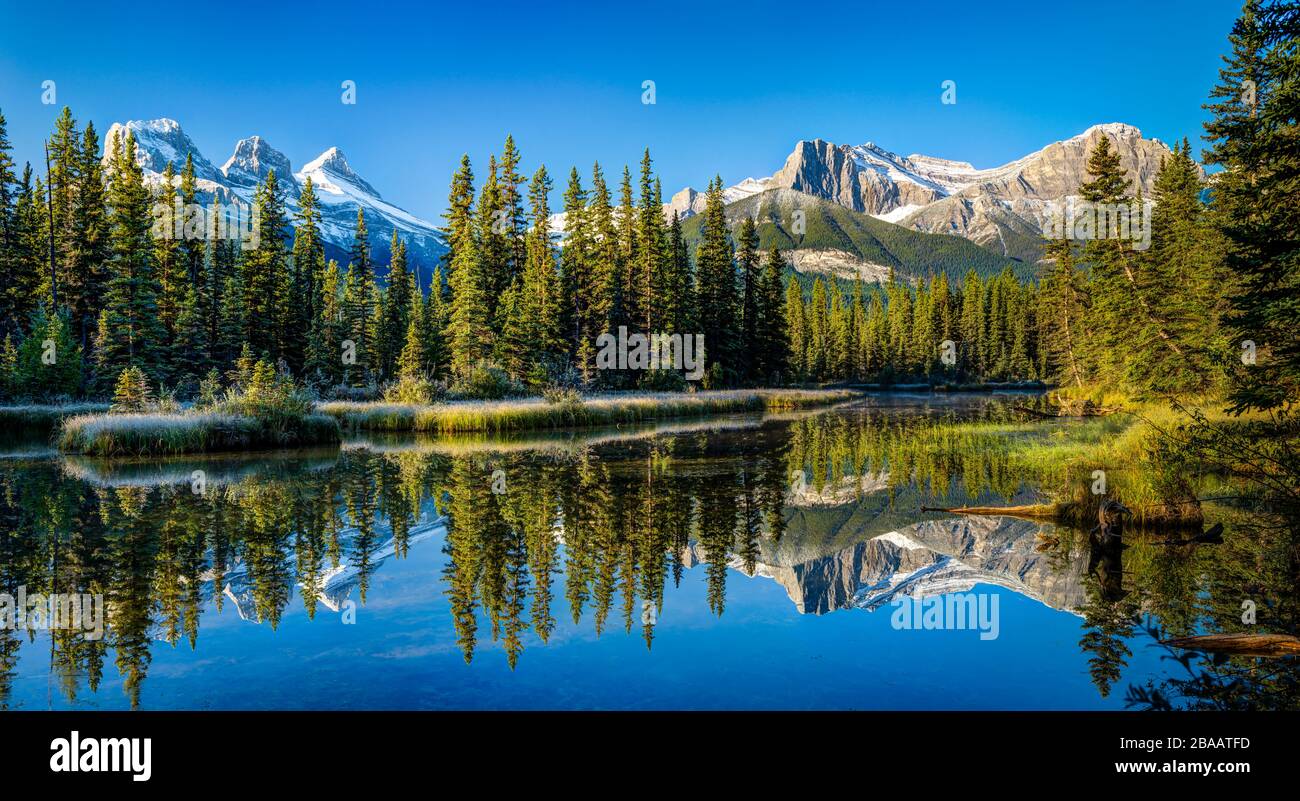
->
320;389;857;434
57;412;340;457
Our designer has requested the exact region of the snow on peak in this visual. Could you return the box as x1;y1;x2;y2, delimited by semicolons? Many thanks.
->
301;146;349;174
221;135;295;189
1076;122;1143;140
297;146;380;199
102;118;222;182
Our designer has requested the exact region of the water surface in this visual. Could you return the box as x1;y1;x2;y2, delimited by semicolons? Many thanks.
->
0;394;1289;710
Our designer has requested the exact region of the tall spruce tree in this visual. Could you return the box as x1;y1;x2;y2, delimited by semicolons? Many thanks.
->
695;177;738;382
95;130;165;386
1205;0;1300;410
445;155;492;376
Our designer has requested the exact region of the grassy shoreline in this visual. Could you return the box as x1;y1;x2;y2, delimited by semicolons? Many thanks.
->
321;389;858;434
0;403;112;435
57;412;341;457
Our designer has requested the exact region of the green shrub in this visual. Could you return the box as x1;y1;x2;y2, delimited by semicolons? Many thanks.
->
638;368;689;392
541;386;583;407
451;361;517;400
384;376;440;405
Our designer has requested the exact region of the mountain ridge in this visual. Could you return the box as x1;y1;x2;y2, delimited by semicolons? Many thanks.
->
101;118;447;274
672;122;1186;265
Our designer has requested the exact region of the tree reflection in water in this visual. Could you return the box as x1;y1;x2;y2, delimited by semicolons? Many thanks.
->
0;403;1294;709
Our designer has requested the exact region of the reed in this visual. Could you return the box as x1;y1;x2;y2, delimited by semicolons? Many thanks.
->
321;389;856;434
57;412;340;457
0;403;112;434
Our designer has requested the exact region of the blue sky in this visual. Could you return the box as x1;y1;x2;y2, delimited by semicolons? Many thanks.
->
0;0;1242;220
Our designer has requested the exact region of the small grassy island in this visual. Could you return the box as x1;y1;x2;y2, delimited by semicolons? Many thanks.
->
53;361;341;457
27;356;858;456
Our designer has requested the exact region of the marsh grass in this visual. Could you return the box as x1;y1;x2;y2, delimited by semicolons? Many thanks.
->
57;412;340;457
321;389;857;434
0;403;112;434
923;405;1237;528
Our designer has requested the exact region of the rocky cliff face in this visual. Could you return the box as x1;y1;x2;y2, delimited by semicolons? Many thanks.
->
675;123;1186;265
683;513;1086;617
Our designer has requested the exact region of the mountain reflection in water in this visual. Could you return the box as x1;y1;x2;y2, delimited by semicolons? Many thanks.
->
0;395;1295;710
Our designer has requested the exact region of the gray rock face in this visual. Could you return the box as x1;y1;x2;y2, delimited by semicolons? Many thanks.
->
673;122;1189;264
683;513;1086;617
772;139;947;215
221;135;297;192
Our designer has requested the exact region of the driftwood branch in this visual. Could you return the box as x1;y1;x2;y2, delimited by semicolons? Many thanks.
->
1013;403;1121;418
920;503;1059;519
1160;633;1300;658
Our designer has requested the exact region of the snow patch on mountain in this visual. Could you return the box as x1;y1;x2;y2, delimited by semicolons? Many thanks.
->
101;118;446;268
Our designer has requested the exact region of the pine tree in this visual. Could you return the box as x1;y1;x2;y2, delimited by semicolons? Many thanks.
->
46;106;80;304
110;365;154;413
1205;0;1300;410
1040;237;1090;387
376;231;412;379
3;164;43;337
305;259;344;386
498;135;527;286
757;247;790;384
784;278;807;380
519;165;562;373
588;163;622;375
95;130;165;387
633;149;666;332
240;169;290;362
695;177;738;381
492;277;528;380
807;278;829;379
341;210;377;385
153;161;184;377
289;176;327;374
64;121;109;353
0;108;18;337
216;271;246;371
477;154;510;318
397;288;426;382
736;217;761;383
424;266;449;375
560;167;601;380
445;155;492;376
15;306;82;400
664;210;694;335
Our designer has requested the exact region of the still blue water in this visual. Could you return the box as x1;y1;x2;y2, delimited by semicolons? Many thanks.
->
0;395;1243;709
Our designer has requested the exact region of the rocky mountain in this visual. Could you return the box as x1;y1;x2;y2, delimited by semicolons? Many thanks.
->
676;123;1183;266
683;514;1085;616
679;188;1028;285
101;118;446;273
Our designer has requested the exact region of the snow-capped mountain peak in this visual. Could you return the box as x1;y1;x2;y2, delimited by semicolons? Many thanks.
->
101;118;445;268
297;146;380;199
221;135;296;191
103;118;223;184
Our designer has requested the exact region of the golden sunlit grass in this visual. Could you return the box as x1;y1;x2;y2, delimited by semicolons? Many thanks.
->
320;389;858;434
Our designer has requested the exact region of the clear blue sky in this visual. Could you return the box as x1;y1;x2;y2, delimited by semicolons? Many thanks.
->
0;0;1242;220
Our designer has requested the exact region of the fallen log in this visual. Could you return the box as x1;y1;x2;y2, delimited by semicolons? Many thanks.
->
1161;633;1300;658
921;503;1060;519
1013;404;1121;418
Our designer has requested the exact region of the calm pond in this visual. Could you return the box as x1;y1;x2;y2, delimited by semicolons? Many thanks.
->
0;394;1287;710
